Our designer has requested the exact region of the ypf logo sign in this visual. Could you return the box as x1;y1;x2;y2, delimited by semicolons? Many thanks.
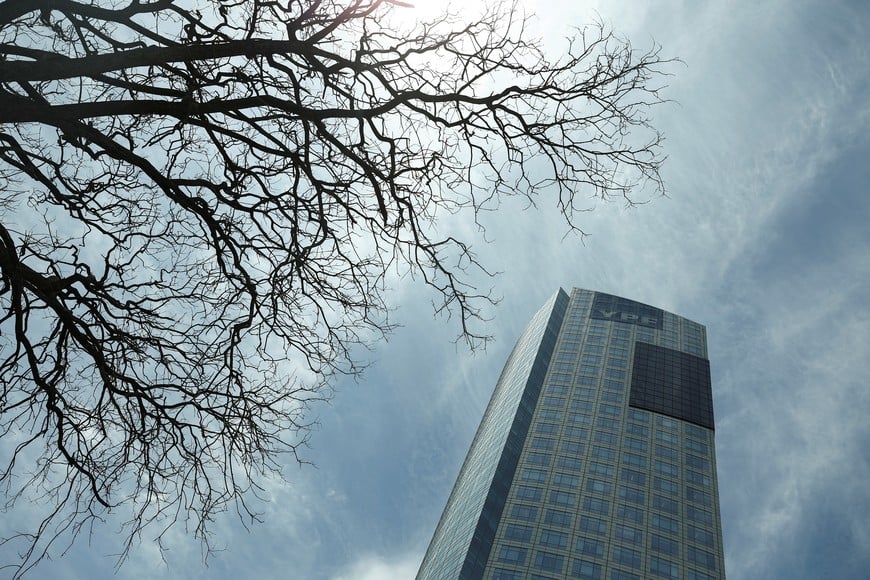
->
590;293;663;330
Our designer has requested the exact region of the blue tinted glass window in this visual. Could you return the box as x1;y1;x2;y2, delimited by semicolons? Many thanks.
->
614;524;643;544
498;546;527;565
582;497;610;516
652;514;679;534
571;559;602;579
534;551;565;573
575;537;605;557
653;495;679;515
505;524;534;542
618;486;645;505
578;516;608;536
589;462;615;477
651;534;679;555
544;509;572;528
511;504;539;522
549;490;577;507
552;473;580;488
687;546;717;570
649;556;680;579
620;468;646;486
617;504;644;524
539;529;569;548
611;546;641;569
516;485;543;501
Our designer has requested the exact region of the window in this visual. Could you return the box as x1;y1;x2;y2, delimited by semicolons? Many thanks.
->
625;423;649;437
620;468;646;486
601;390;624;403
687;439;709;455
543;396;567;409
571;400;594;412
686;487;713;507
604;379;626;391
564;426;589;440
552;473;579;489
579;516;607;536
611;546;641;569
505;524;533;542
651;534;679;556
614;524;643;544
618;486;645;505
591;446;616;461
589;462;615;477
687;524;715;547
544;509;572;528
654;477;679;496
498;546;527;565
549;490;577;507
522;468;548;483
561;441;586;455
606;357;627;369
539;409;563;421
654;461;679;478
687;570;718;580
610;570;641;580
547;384;570;395
652;514;679;535
534;551;565;573
616;504;644;525
583;497;610;516
511;504;538;522
656;416;678;430
493;570;522;580
557;456;583;470
585;478;612;496
606;368;626;380
596;417;619;430
574;387;596;400
687;505;714;526
571;559;602;579
686;470;711;488
652;495;678;515
567;413;592;425
655;444;679;461
594;431;618;445
622;453;647;469
649;556;680;579
575;537;604;557
536;423;559;435
686;454;710;471
655;430;680;445
627;409;649;423
685;423;709;440
623;438;647;453
515;485;543;501
599;403;621;416
527;452;552;466
531;437;556;451
687;546;717;571
539;529;569;549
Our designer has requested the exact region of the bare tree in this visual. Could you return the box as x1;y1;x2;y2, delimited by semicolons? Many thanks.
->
0;0;670;575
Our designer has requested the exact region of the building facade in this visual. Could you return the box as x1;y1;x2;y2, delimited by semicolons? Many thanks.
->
417;289;725;580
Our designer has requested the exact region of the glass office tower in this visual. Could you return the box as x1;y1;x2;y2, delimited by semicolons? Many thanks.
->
417;289;725;580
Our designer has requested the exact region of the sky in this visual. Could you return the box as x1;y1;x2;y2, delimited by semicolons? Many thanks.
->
4;0;870;578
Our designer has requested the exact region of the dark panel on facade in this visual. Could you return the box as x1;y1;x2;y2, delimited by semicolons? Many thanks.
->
629;342;714;429
590;292;664;329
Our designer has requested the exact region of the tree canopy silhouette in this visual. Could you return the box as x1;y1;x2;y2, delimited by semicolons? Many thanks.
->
0;0;670;574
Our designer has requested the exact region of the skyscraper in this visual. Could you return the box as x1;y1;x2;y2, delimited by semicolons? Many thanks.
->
417;288;725;580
